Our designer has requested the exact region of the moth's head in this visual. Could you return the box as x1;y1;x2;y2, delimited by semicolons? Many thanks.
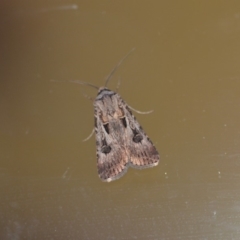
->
96;87;115;100
98;87;108;93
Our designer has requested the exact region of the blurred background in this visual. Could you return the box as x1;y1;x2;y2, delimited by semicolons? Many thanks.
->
1;1;240;239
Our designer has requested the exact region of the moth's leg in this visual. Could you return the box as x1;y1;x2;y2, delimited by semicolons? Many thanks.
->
82;128;95;142
128;105;154;115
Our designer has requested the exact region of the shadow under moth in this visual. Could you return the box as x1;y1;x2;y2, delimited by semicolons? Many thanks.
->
53;49;160;182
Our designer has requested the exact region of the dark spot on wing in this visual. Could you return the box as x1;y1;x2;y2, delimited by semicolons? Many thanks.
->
121;117;127;128
103;123;110;134
94;117;98;128
132;128;143;143
133;134;143;143
101;145;111;154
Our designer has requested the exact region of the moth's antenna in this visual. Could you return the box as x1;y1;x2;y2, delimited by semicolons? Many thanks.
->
104;48;136;87
51;79;99;90
68;80;99;90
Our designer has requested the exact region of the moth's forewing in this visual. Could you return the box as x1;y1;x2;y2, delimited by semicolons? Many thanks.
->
94;88;159;182
94;88;129;182
123;102;159;168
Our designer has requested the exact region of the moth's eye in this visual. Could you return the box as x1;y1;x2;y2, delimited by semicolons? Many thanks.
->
103;123;110;134
121;117;127;128
133;133;143;143
101;145;111;154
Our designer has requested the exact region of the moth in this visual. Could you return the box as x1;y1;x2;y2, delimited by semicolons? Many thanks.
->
53;49;160;182
93;86;160;182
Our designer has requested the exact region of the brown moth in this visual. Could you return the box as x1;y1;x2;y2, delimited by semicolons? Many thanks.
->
53;49;160;182
94;86;160;182
79;49;159;182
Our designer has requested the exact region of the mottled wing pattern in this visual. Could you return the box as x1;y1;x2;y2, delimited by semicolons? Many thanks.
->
119;96;160;168
94;104;129;182
94;90;159;182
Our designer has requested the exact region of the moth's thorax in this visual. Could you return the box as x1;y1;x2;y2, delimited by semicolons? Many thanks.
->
94;87;124;123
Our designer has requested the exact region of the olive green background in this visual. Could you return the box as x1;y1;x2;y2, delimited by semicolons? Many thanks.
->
1;1;240;239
